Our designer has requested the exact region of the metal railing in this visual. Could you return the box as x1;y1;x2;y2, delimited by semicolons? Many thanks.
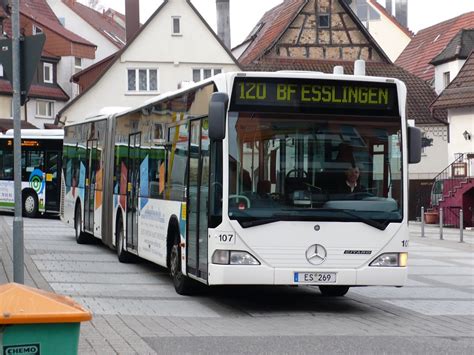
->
431;153;473;208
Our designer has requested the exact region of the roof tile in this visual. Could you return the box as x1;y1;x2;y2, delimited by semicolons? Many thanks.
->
0;79;69;101
63;1;126;48
238;0;307;65
395;12;474;82
431;51;474;109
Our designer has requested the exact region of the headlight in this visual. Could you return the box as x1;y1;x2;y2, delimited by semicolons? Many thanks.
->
370;252;408;267
212;250;260;265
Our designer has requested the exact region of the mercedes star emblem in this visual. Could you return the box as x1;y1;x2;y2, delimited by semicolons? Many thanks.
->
305;244;327;265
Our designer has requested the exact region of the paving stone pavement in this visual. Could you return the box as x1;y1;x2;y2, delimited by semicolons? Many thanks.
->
0;214;473;354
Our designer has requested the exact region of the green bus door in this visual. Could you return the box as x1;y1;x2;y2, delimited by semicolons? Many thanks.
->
186;119;210;281
84;140;97;233
126;132;140;251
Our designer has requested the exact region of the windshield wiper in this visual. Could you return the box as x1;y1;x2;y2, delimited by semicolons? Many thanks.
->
240;218;280;228
279;208;389;230
314;208;388;230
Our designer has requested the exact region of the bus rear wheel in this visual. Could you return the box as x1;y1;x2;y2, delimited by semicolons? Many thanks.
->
116;219;135;263
23;192;38;218
170;240;196;295
319;286;350;297
74;205;89;244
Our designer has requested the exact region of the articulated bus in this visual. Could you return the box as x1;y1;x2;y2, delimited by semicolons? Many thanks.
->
0;129;63;217
61;69;421;296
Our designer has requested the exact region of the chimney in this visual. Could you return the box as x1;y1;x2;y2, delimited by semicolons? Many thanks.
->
125;0;140;42
216;0;231;48
385;0;393;16
395;0;407;28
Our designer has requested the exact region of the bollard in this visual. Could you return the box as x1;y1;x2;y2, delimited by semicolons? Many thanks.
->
421;206;425;238
439;207;443;240
460;209;464;243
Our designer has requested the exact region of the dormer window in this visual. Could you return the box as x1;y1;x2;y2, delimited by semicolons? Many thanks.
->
43;63;53;84
172;16;181;35
33;25;43;35
443;72;450;89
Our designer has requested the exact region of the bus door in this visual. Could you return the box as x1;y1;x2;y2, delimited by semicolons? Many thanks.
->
44;150;61;211
84;139;97;232
126;132;141;250
186;119;210;280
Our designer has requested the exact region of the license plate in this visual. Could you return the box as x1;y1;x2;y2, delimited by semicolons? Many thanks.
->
294;272;336;283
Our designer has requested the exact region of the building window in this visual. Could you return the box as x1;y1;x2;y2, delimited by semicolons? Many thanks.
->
443;72;450;89
74;57;82;74
172;17;181;35
33;25;43;35
318;14;330;28
127;68;159;92
43;63;53;83
192;68;222;82
0;64;3;78
36;100;54;118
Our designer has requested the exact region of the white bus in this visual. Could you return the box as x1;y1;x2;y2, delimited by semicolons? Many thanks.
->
61;69;421;296
0;129;63;217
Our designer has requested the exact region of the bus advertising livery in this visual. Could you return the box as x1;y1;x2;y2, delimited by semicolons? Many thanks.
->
61;70;421;296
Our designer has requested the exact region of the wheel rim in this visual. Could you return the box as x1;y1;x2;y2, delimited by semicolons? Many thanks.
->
117;225;124;252
170;245;179;278
24;196;35;214
75;210;81;237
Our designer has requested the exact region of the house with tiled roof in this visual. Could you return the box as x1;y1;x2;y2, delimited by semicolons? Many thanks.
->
56;0;240;126
395;12;474;86
236;0;449;220
430;29;474;94
46;0;127;98
346;0;412;62
0;0;96;130
430;51;474;227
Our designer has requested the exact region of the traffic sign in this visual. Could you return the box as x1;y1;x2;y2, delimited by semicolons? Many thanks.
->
0;33;46;105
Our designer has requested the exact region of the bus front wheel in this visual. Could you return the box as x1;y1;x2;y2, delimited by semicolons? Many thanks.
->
319;285;350;297
23;192;38;218
170;240;196;295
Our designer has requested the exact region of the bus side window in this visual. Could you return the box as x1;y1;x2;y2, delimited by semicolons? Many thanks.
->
0;151;14;180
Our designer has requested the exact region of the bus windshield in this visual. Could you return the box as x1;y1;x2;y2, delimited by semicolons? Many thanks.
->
228;112;403;229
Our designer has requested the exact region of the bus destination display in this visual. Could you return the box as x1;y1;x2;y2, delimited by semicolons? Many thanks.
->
230;77;399;116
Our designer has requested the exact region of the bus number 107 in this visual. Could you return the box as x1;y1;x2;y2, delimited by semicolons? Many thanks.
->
214;233;235;244
239;83;267;100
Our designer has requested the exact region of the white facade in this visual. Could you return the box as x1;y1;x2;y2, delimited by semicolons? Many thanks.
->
447;107;474;162
354;1;412;62
25;98;67;129
57;56;94;98
409;124;449;179
47;0;119;61
60;0;240;125
433;59;467;94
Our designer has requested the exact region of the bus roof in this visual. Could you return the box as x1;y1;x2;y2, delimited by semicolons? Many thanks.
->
1;129;64;139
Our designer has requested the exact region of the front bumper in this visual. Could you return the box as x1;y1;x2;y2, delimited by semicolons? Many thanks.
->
207;263;407;286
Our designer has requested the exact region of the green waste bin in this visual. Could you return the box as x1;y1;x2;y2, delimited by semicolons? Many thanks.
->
0;283;92;355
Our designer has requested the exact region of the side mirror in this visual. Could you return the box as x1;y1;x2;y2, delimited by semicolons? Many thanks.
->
408;126;422;164
209;92;228;140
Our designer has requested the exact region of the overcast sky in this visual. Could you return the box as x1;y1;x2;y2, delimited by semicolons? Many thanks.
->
78;0;474;47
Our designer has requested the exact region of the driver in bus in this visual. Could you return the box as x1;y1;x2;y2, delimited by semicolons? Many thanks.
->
338;165;366;194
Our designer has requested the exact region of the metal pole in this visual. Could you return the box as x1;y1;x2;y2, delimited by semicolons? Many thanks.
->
12;0;24;284
421;206;425;238
439;207;443;240
460;209;464;243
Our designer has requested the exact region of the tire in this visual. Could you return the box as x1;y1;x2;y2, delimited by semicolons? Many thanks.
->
319;285;350;297
23;192;38;218
116;218;135;263
170;239;196;295
74;205;89;244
